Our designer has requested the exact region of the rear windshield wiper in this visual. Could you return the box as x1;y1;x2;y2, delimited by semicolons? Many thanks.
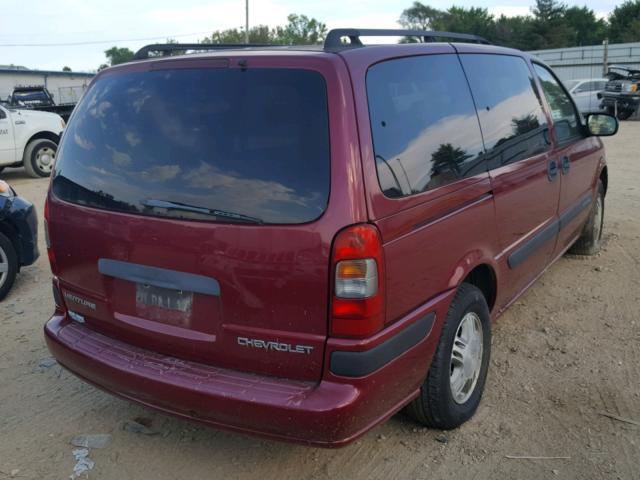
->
141;199;263;224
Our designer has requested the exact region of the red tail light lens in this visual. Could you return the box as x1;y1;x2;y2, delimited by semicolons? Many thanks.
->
331;224;384;338
44;197;58;275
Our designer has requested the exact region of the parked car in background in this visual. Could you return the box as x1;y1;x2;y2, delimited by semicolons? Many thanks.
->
599;66;640;120
0;104;64;177
0;180;39;300
564;78;607;113
44;29;617;447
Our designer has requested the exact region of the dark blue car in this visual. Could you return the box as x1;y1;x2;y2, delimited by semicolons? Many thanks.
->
0;180;39;300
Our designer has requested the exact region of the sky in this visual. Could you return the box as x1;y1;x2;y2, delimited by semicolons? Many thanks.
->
0;0;623;72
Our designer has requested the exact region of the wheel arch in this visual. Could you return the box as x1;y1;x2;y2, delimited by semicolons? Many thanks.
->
24;131;60;153
0;221;21;269
599;165;608;196
447;252;499;313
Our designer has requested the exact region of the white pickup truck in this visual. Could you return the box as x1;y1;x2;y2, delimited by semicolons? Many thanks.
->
0;104;65;177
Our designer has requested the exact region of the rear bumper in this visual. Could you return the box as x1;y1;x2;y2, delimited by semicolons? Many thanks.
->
45;291;451;446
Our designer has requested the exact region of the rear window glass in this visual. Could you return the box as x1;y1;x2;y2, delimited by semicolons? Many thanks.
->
53;67;330;224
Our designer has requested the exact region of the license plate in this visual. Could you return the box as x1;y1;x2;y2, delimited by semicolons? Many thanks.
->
136;283;193;312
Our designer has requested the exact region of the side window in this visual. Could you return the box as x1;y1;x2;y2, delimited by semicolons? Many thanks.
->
0;108;5;120
367;54;485;198
533;63;583;144
578;81;599;92
459;54;550;169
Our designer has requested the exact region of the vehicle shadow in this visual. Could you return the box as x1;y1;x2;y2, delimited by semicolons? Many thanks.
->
0;167;43;182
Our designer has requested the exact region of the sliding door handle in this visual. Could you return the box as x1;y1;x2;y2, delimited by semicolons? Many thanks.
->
547;160;558;181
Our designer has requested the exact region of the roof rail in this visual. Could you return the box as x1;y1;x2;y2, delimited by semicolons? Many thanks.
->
133;43;280;60
324;29;491;49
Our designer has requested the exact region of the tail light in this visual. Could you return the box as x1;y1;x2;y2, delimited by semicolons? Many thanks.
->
44;197;58;275
330;224;384;338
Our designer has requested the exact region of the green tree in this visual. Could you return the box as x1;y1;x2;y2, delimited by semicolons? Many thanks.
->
202;14;326;45
274;14;327;44
202;25;275;44
62;66;72;72
608;0;640;43
399;1;446;31
564;6;607;46
494;15;535;50
433;7;496;40
103;46;134;67
529;0;573;49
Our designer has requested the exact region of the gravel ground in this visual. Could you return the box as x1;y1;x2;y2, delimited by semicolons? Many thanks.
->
1;122;639;480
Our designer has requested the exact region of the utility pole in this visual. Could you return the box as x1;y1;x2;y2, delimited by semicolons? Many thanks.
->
602;38;609;77
245;0;249;44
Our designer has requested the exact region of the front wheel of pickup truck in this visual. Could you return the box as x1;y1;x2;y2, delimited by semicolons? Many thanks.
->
23;139;57;178
616;109;633;120
406;283;491;429
0;232;18;301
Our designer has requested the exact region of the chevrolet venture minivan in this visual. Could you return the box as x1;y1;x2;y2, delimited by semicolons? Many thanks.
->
44;29;618;446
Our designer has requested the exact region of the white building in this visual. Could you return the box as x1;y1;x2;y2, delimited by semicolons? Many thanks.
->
0;65;94;104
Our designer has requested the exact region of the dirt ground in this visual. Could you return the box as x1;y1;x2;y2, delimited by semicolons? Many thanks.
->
1;122;639;480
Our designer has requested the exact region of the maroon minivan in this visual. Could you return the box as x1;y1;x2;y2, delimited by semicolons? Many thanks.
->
44;29;618;446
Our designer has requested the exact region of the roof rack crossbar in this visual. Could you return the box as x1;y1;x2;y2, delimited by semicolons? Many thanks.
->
133;43;281;60
324;29;491;49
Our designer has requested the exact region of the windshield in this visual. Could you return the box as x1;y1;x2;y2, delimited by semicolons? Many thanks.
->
52;67;330;224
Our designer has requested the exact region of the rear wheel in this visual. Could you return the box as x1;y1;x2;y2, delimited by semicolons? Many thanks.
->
23;139;57;178
406;283;491;429
0;232;18;301
569;180;605;256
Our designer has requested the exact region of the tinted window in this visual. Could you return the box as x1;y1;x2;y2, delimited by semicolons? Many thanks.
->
459;54;550;168
367;54;485;198
581;81;606;92
533;64;582;144
53;68;330;224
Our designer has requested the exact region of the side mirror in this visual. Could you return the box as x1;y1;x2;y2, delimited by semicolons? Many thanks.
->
586;113;618;136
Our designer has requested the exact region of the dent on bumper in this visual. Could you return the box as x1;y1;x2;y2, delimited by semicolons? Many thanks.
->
44;311;439;446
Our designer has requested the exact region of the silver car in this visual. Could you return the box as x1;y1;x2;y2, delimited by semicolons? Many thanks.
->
564;78;608;113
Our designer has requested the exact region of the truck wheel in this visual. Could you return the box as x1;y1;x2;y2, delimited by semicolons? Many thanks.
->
23;139;57;178
569;180;605;256
406;283;491;429
616;109;633;120
0;232;18;301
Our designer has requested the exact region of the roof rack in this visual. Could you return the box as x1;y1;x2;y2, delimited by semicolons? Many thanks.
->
324;28;491;49
133;43;280;60
132;29;491;61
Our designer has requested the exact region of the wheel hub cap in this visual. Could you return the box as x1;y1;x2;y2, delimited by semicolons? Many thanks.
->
36;147;55;173
450;312;483;404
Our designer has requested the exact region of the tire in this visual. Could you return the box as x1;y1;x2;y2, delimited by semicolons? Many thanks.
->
569;180;605;256
616;109;633;120
23;139;57;178
406;283;491;429
0;232;18;301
